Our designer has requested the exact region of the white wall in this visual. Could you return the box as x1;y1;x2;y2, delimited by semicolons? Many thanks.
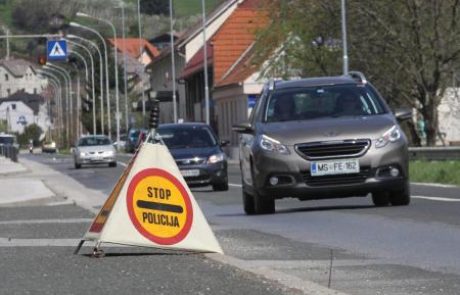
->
438;87;460;144
182;2;238;63
148;51;186;123
0;66;47;97
0;101;34;134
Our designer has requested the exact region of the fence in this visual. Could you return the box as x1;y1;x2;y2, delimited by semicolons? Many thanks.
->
408;147;460;161
0;145;18;162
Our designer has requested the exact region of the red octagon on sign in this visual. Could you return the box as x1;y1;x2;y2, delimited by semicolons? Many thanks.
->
126;168;193;245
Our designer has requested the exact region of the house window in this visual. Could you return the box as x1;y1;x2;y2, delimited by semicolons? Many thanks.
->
6;89;11;96
5;74;8;81
11;104;16;110
34;88;37;94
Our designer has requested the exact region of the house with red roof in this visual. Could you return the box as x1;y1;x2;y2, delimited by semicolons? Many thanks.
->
210;0;269;155
147;0;240;123
108;38;160;66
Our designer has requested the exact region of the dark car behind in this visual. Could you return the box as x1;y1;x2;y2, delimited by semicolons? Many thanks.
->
125;128;147;153
156;123;229;191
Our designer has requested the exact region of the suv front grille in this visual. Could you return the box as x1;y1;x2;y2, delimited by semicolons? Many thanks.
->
295;139;371;160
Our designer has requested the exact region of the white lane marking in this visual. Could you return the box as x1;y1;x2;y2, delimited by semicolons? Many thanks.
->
117;161;128;167
229;183;242;187
0;238;129;247
0;218;93;225
412;182;460;189
412;195;460;202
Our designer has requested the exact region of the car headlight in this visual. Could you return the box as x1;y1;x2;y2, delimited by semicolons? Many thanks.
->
208;153;226;164
79;151;86;157
105;150;115;156
259;134;290;154
375;125;401;148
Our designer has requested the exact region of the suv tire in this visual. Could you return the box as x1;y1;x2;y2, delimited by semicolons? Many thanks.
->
390;183;410;206
74;162;81;169
372;191;390;207
243;191;255;215
254;191;275;214
212;182;229;191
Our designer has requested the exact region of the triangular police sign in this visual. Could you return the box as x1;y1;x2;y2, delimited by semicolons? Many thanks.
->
75;141;223;256
47;40;67;61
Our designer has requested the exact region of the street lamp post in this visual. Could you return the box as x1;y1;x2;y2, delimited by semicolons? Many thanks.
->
44;64;74;143
201;0;210;125
38;70;67;146
70;22;112;138
43;78;63;142
169;0;177;123
120;3;129;131
67;34;105;134
341;0;349;75
137;0;146;127
67;40;97;135
70;63;82;137
69;50;89;134
45;81;58;137
76;12;121;146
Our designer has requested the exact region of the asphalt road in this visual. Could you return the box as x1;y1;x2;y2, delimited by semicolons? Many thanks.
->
4;152;460;294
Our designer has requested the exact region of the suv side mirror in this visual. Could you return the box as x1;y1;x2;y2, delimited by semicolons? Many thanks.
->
394;108;412;121
232;122;253;134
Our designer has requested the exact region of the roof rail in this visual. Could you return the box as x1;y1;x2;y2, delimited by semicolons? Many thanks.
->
268;78;276;91
347;71;367;84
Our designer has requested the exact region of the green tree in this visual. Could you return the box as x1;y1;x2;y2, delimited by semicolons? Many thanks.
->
17;123;43;146
140;0;169;16
254;0;460;146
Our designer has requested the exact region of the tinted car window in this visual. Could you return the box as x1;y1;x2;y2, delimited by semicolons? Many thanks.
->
78;137;112;146
158;126;217;149
265;85;387;122
0;136;15;145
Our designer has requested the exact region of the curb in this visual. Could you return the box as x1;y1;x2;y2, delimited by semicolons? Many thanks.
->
206;253;348;295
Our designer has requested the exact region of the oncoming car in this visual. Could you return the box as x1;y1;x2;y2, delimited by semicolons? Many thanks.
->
233;72;411;215
156;123;229;191
73;135;117;169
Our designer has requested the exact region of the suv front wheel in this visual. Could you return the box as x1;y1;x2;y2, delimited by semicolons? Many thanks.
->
254;191;275;214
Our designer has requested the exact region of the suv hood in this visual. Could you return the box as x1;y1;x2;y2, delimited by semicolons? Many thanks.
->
260;114;397;145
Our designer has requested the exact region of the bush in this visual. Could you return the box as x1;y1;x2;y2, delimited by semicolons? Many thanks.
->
16;123;43;147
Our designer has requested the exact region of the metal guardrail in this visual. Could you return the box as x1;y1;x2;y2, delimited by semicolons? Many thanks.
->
0;145;18;162
408;147;460;161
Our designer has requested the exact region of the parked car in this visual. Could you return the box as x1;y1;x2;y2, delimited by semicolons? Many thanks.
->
156;122;229;191
125;128;148;153
233;72;411;215
41;140;57;153
73;135;117;169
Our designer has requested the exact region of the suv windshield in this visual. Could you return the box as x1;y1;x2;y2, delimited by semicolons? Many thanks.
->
78;137;112;146
158;126;217;149
265;84;387;122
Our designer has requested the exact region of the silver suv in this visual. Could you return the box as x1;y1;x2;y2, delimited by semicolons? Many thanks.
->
233;72;411;215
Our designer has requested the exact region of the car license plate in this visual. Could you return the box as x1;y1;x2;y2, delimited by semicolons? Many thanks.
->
180;169;200;177
310;159;360;176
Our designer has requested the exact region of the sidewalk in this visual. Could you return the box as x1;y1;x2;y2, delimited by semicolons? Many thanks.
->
0;156;55;205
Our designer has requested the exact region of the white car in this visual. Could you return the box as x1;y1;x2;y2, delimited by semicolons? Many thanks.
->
73;135;117;169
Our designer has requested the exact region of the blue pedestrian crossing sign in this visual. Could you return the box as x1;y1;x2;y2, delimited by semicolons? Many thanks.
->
47;40;67;61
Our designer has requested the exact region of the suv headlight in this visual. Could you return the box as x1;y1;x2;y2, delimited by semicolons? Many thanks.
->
208;153;226;164
259;135;290;154
375;125;401;148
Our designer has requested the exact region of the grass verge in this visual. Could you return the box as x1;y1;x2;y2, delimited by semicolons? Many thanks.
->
410;160;460;186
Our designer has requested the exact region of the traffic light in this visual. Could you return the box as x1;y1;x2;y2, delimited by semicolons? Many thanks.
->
149;99;160;129
38;55;47;66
